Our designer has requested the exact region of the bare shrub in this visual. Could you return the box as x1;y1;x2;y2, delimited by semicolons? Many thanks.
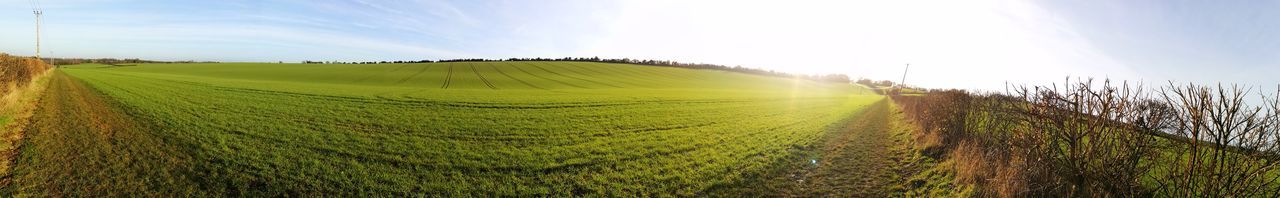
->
1154;84;1280;197
889;78;1280;197
1010;79;1163;196
892;90;972;158
0;53;52;95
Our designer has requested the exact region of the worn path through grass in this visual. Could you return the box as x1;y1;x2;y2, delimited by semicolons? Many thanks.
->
790;99;913;196
5;71;202;196
806;99;902;195
713;99;926;196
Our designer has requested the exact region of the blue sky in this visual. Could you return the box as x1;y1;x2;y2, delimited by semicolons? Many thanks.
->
2;0;1278;90
1;0;617;62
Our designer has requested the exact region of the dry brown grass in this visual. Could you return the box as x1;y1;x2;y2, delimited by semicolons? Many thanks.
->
951;141;989;185
916;127;946;157
0;53;53;188
989;155;1028;198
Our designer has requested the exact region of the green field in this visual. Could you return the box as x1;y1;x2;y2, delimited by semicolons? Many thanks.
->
13;62;882;196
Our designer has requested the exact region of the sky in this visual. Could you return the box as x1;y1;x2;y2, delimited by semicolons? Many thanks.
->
1;0;1278;90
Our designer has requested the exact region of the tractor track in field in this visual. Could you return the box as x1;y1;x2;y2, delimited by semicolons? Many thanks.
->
90;71;829;110
625;65;700;83
355;64;413;83
469;63;497;90
487;63;545;90
504;62;588;89
394;64;432;85
528;62;623;88
558;62;650;88
441;64;454;89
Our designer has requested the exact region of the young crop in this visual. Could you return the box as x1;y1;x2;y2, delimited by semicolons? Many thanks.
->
14;62;877;196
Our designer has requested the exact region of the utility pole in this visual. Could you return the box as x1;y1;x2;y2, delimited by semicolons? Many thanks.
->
899;63;909;88
34;9;42;59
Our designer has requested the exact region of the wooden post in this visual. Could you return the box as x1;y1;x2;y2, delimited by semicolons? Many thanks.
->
34;10;42;59
899;64;909;88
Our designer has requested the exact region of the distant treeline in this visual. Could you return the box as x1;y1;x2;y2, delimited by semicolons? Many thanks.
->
854;78;896;88
304;57;853;83
48;57;215;65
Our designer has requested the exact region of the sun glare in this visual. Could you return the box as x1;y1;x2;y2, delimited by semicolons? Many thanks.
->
585;0;1134;90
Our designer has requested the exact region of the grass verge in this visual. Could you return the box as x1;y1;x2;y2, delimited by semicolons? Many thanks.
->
0;70;51;185
4;71;204;196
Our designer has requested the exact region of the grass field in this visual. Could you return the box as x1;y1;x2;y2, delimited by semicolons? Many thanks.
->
11;61;881;196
